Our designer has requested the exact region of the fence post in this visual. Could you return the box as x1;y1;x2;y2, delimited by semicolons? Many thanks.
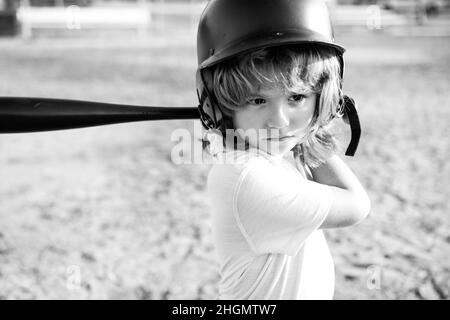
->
18;0;32;39
138;0;151;38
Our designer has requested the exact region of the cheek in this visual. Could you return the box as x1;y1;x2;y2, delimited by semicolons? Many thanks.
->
232;113;245;130
291;108;315;129
290;99;316;131
233;109;262;130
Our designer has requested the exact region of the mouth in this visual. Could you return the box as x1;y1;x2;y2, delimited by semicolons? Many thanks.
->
265;136;295;141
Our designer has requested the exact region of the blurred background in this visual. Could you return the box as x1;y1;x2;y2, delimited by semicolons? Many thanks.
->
0;0;449;299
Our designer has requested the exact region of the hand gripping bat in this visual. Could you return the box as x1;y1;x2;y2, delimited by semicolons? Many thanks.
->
0;97;199;134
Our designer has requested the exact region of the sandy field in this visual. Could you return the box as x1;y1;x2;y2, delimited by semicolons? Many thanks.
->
0;23;449;299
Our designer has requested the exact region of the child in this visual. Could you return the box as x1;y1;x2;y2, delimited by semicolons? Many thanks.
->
196;0;370;299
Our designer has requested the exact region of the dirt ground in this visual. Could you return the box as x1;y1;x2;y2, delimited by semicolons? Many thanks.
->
0;25;449;299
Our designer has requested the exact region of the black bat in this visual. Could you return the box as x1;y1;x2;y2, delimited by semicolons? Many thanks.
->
0;96;360;156
0;97;199;133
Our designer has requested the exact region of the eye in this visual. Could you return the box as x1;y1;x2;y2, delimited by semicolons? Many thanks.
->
289;94;306;103
248;98;266;105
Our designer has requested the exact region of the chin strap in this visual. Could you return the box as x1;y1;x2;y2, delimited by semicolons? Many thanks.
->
342;95;361;156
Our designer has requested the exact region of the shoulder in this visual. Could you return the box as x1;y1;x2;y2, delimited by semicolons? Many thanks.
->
207;151;272;193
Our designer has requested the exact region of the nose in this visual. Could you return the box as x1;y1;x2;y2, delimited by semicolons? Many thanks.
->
267;101;289;129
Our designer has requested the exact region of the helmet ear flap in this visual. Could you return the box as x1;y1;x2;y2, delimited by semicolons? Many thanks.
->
341;95;360;157
196;69;223;130
332;53;360;157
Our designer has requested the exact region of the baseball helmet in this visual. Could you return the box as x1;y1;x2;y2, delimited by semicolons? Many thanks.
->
196;0;360;156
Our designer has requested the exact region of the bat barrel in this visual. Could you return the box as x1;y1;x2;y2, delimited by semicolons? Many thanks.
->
0;97;200;133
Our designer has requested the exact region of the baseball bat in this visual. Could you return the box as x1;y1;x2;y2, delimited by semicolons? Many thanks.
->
0;97;200;133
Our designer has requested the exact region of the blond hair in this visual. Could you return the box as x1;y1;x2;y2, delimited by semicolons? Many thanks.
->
210;45;343;167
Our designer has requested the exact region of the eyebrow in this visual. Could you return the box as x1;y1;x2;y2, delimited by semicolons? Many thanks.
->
249;86;314;98
250;93;270;98
247;91;270;98
248;90;311;98
287;88;314;95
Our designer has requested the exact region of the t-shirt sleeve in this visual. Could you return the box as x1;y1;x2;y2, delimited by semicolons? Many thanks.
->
233;158;333;256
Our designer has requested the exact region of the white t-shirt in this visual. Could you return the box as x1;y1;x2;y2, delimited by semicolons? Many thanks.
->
207;147;335;300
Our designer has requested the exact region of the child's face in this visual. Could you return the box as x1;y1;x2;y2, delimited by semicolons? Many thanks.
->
233;86;316;156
